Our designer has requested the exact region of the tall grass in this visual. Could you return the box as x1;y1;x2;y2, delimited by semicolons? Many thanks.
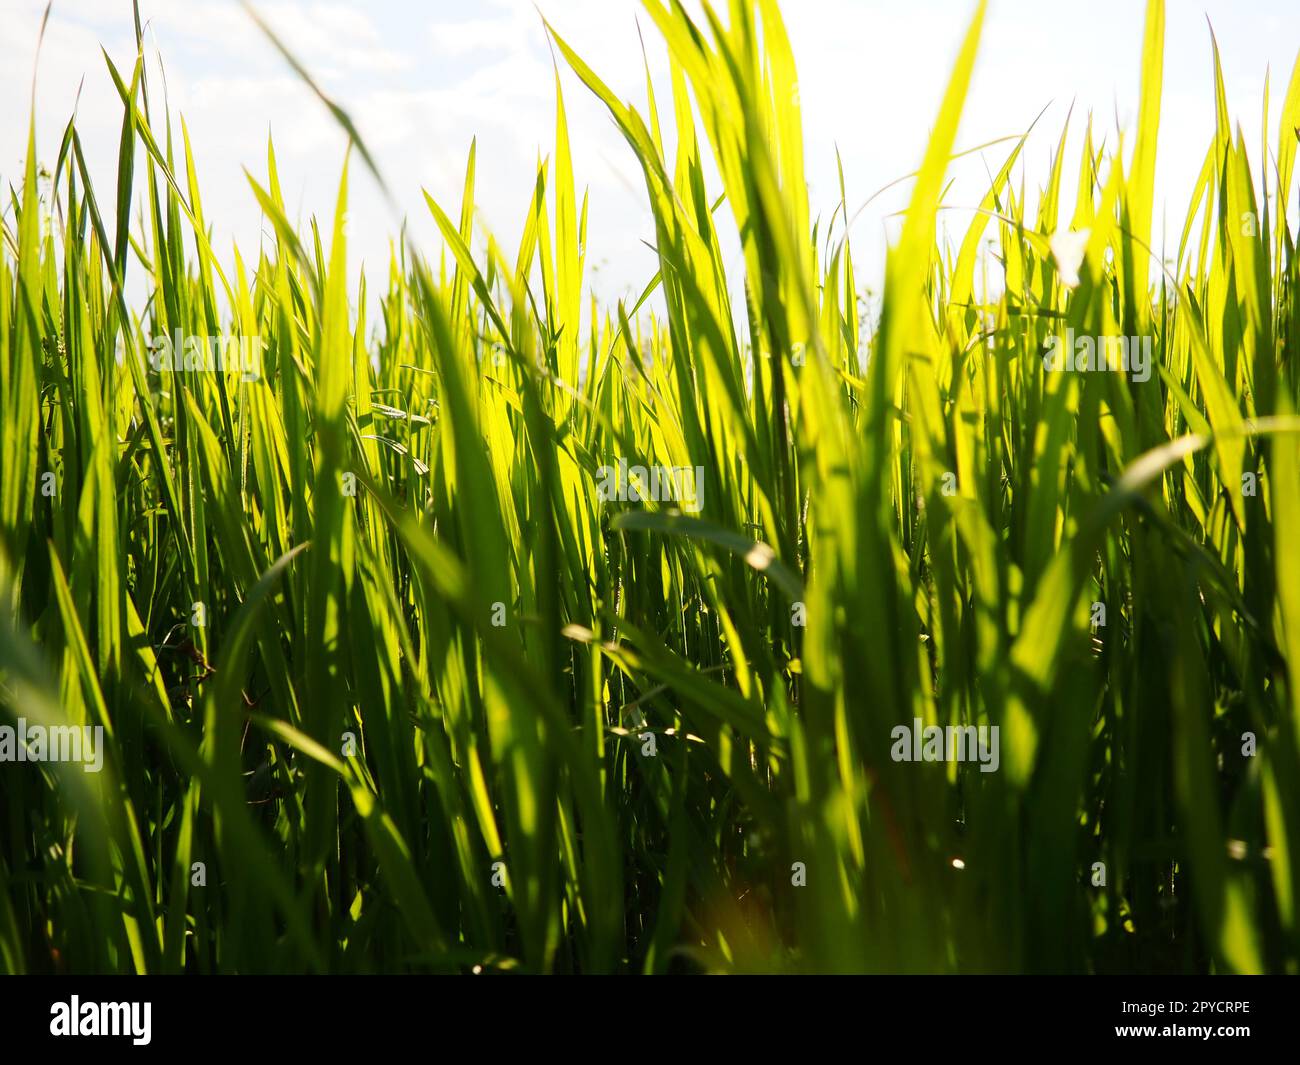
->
2;0;1299;974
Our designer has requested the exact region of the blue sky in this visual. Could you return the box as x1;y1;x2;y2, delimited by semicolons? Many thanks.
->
4;0;1299;311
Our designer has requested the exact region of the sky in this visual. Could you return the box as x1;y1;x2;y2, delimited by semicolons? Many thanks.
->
3;0;1298;315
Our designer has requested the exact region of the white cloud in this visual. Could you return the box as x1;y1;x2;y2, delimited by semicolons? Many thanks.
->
3;0;1298;312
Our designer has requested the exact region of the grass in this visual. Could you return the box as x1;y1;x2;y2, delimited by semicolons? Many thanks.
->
1;0;1299;974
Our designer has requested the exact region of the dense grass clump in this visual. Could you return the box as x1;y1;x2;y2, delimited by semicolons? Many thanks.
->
2;0;1299;974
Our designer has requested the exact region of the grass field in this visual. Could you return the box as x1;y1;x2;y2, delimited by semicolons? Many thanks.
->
2;0;1299;974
